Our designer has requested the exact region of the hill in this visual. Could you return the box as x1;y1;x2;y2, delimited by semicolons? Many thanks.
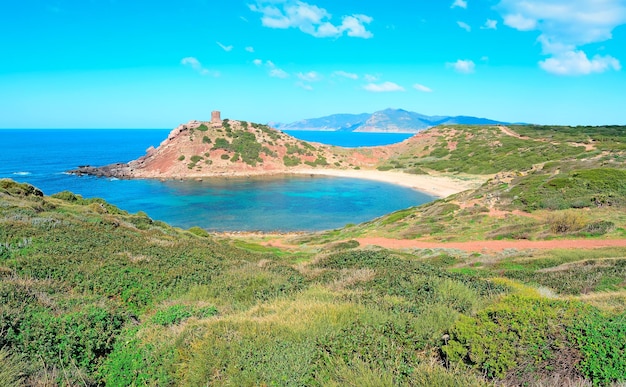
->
1;178;625;386
271;108;507;133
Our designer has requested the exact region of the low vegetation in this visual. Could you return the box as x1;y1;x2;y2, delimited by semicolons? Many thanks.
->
1;178;625;386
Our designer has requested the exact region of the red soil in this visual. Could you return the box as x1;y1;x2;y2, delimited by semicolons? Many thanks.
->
353;237;626;252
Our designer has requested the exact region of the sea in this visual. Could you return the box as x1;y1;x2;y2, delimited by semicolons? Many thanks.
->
1;129;433;232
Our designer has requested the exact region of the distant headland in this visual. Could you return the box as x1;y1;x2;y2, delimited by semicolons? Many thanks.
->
67;112;486;197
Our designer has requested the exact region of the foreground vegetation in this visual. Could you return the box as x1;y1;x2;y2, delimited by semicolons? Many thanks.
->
1;177;625;386
2;124;626;386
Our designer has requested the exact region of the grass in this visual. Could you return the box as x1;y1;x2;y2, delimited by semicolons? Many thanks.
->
2;168;626;386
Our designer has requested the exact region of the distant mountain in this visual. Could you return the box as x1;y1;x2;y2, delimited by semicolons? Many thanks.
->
271;108;507;133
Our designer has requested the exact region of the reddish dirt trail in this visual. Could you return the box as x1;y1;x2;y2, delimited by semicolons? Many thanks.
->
354;237;626;252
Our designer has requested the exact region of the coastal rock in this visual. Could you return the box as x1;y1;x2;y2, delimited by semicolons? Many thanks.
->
67;163;132;178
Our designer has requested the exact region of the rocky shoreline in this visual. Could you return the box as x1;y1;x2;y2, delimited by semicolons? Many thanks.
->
67;163;133;178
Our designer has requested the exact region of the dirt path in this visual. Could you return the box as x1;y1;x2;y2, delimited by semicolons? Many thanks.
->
354;237;626;252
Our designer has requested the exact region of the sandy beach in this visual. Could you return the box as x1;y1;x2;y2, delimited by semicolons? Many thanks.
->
293;168;487;197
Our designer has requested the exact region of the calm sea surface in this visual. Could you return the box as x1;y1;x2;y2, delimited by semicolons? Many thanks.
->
1;129;431;231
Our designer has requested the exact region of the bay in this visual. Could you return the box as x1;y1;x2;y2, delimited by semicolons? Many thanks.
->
1;129;432;231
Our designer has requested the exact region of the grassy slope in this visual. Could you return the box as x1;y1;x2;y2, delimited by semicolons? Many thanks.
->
297;125;626;243
1;178;625;386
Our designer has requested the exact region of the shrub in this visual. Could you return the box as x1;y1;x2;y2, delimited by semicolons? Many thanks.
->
547;210;587;234
188;226;209;237
178;155;185;161
197;124;209;132
283;155;301;167
568;310;626;385
202;136;211;144
442;295;584;381
151;305;194;326
581;221;615;236
220;154;230;160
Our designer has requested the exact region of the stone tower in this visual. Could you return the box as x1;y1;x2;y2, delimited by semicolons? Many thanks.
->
211;111;221;125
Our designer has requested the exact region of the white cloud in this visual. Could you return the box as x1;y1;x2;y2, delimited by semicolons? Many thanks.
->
413;84;433;92
502;13;536;31
446;59;476;73
497;0;626;74
297;71;322;82
481;19;497;29
270;68;290;78
181;57;219;76
451;0;467;9
249;1;373;38
363;81;405;92
364;74;378;82
457;21;471;32
539;50;621;75
254;59;290;78
216;42;233;52
333;70;358;79
245;46;255;53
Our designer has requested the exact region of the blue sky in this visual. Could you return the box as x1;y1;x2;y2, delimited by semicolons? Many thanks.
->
1;0;625;128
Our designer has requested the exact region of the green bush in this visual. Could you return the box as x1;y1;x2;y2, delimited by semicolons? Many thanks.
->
569;310;626;385
151;305;194;326
283;155;301;167
442;295;595;383
178;155;185;161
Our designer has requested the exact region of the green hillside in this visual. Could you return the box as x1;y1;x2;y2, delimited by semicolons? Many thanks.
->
1;178;625;386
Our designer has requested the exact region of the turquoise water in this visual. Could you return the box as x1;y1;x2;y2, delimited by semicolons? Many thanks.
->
1;129;432;231
283;130;413;147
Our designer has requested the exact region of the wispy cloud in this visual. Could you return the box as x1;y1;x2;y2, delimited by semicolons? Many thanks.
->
446;59;475;74
413;83;433;92
497;0;626;75
249;0;373;38
253;59;290;78
481;19;497;30
364;74;378;82
363;81;405;92
264;60;290;78
216;42;233;52
181;57;219;76
333;70;358;80
457;21;471;32
270;68;290;78
245;46;255;53
451;0;467;9
297;71;322;82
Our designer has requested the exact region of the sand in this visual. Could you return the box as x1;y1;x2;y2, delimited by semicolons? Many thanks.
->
292;169;487;197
